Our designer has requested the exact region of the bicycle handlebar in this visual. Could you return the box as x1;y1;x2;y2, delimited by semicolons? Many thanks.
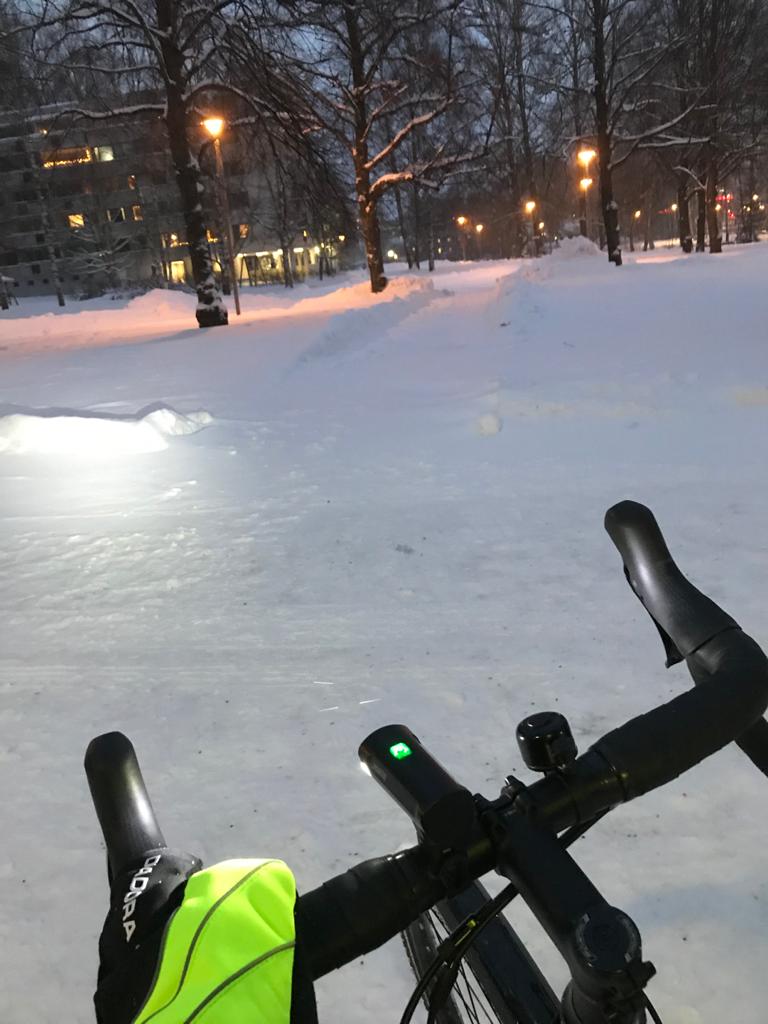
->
84;501;768;992
84;731;166;877
597;500;768;799
604;500;739;663
295;501;768;975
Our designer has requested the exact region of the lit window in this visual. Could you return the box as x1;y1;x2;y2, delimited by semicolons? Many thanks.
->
127;175;137;189
42;146;92;168
206;229;219;243
170;260;186;283
107;207;126;222
68;213;85;230
94;146;114;162
239;224;249;238
131;205;143;221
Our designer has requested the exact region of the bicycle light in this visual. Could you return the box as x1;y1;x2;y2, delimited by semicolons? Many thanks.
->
359;724;477;848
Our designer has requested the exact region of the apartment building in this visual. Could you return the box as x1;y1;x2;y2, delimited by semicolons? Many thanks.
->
0;106;343;301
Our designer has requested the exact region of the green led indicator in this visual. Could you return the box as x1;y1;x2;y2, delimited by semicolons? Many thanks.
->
389;741;413;760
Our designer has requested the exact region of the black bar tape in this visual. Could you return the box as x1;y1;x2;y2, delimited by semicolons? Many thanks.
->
85;732;166;877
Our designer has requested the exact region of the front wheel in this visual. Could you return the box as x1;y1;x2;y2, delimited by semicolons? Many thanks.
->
401;879;560;1024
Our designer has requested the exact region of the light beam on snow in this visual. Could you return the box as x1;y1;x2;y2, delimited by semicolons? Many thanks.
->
0;406;213;457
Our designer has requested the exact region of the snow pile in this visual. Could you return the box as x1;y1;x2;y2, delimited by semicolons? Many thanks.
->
0;405;212;455
552;235;602;260
475;411;503;436
117;289;197;319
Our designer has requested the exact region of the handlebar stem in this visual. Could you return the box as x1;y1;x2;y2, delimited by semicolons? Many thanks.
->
484;802;654;1024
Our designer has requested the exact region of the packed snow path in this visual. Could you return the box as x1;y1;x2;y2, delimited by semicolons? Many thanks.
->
1;244;767;1023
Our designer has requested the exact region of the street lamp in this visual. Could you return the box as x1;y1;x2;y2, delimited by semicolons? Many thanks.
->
455;215;469;259
577;151;597;238
523;200;538;256
475;222;484;258
669;202;678;247
579;178;593;238
629;208;642;252
202;116;241;315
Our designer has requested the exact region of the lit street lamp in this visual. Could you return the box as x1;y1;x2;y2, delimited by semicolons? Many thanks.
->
629;208;641;252
577;149;596;238
455;214;470;259
523;200;538;256
202;116;241;316
475;222;484;258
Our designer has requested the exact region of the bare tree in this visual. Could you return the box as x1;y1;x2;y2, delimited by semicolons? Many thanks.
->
257;0;479;292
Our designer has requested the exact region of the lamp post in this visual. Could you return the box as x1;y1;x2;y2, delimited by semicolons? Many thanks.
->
670;202;678;247
202;117;241;316
524;200;537;255
629;208;641;252
579;178;593;238
475;222;484;258
456;215;469;260
577;148;596;236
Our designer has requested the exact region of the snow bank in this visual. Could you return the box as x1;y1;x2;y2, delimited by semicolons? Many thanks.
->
551;235;602;260
0;404;212;455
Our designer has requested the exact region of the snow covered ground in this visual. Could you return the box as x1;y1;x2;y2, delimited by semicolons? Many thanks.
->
1;243;767;1023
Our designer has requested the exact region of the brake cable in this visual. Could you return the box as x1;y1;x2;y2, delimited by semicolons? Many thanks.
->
401;810;612;1024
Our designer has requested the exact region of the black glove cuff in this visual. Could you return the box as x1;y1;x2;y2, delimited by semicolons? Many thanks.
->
95;849;201;1024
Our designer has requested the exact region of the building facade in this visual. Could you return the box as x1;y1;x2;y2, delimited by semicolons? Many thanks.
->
0;107;347;301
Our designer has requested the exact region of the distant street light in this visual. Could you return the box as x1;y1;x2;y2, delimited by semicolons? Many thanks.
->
202;117;224;138
630;208;642;252
455;215;470;259
202;117;241;315
537;220;545;231
577;150;597;237
523;200;539;256
475;223;484;233
475;222;484;258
